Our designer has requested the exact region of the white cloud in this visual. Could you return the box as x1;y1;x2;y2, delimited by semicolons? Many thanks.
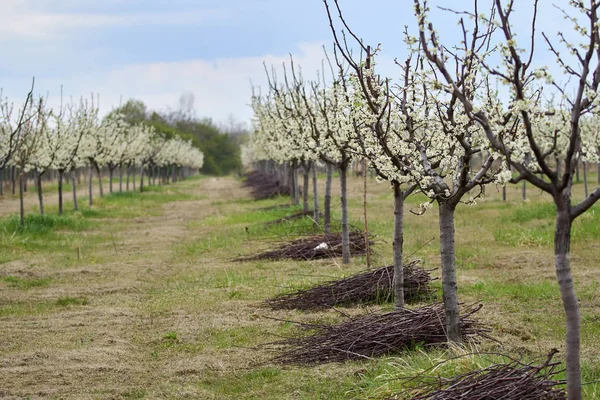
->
0;1;230;39
35;42;328;125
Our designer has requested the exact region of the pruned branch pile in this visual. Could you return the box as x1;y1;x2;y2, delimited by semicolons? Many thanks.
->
235;231;371;262
404;350;566;400
271;304;491;365
265;260;433;310
244;171;290;200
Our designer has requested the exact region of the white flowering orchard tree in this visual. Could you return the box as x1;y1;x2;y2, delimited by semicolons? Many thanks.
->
320;40;418;309
50;97;97;214
251;89;297;201
304;73;359;262
415;0;600;397
9;97;45;226
266;62;321;212
0;84;35;198
325;0;505;336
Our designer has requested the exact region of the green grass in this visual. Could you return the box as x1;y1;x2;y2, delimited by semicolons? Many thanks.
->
0;275;51;289
55;296;88;306
493;202;600;247
0;213;90;235
1;174;599;398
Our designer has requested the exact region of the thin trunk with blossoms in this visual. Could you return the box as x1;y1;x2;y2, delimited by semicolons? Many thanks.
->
325;0;503;336
415;1;600;398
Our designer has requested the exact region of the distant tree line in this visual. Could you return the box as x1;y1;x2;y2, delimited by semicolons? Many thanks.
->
113;95;243;176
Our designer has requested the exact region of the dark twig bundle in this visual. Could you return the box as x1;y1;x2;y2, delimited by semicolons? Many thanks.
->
406;350;566;400
265;260;433;310
235;231;372;262
243;171;290;200
271;304;492;365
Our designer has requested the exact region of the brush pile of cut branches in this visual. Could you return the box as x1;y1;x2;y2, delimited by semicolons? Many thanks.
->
265;260;433;310
404;351;565;400
271;304;491;365
235;231;371;262
244;171;290;200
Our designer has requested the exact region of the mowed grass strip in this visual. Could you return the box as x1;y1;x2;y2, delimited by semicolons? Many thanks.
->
0;174;598;398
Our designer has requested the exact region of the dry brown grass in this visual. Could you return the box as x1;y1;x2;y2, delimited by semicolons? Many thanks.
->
0;173;598;399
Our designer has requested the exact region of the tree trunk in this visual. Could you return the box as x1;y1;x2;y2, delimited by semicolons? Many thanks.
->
522;181;527;201
438;202;462;343
324;163;333;234
140;165;145;193
393;181;405;310
19;170;25;227
58;170;64;215
303;166;309;213
575;158;580;182
36;171;44;216
88;164;93;207
11;166;16;196
583;162;588;198
502;185;507;201
0;167;4;197
293;162;299;205
126;165;131;191
340;164;350;264
109;166;114;194
362;159;371;268
555;205;581;400
171;165;177;183
133;167;137;191
119;165;123;193
97;165;104;197
71;170;78;211
311;162;319;227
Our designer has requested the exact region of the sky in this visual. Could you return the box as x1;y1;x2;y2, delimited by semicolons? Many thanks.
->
0;0;571;127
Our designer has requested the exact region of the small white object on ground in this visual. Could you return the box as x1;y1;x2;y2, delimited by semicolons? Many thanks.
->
314;242;328;251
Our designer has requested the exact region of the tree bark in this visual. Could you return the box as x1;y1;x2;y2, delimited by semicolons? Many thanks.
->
362;159;371;268
438;202;462;343
36;171;44;216
0;167;4;197
340;164;350;264
583;162;588;198
11;166;16;196
303;166;309;213
133;167;137;191
19;170;25;227
88;164;93;207
71;170;78;211
58;170;64;215
140;165;145;193
293;162;299;205
555;204;581;400
311;162;319;227
393;181;405;310
96;164;104;197
324;163;333;234
522;181;527;201
119;165;123;193
109;166;114;194
126;165;131;191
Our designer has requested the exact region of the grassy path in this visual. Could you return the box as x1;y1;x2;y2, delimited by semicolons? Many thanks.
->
0;175;599;399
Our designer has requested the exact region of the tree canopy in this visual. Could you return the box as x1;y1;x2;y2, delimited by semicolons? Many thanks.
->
111;99;242;176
